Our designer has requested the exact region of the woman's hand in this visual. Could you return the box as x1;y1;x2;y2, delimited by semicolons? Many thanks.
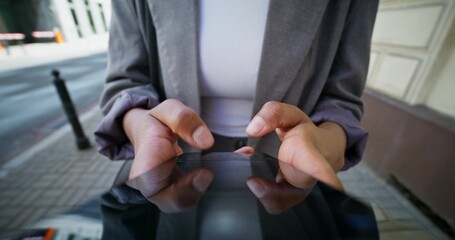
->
245;101;346;214
123;99;215;212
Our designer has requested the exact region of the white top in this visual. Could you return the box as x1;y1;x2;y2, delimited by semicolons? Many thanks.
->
198;0;270;137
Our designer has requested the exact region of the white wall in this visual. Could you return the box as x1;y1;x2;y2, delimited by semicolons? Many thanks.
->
89;0;106;34
367;0;455;118
51;0;110;43
426;25;455;117
73;0;94;37
52;0;79;42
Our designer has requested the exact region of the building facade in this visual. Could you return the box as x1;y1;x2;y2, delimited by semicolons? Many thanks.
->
367;0;455;118
53;0;110;42
363;0;455;232
0;0;110;43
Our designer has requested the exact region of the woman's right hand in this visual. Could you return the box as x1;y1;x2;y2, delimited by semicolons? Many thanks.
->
122;99;215;212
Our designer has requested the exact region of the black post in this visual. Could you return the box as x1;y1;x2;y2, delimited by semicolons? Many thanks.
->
52;70;91;150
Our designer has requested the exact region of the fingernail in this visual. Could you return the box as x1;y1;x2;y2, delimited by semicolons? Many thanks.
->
193;126;214;148
193;171;213;192
246;116;266;135
246;180;266;198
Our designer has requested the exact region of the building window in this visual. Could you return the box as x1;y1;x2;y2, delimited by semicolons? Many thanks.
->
98;3;107;31
70;8;82;38
84;0;96;34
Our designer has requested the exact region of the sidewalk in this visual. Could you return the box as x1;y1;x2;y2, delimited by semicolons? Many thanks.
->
0;108;123;235
0;34;109;72
0;105;450;239
338;165;449;239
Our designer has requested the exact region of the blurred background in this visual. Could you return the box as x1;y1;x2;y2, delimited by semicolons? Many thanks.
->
362;0;455;237
0;0;454;239
0;0;110;163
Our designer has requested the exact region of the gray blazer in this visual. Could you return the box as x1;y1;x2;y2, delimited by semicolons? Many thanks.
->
95;0;378;169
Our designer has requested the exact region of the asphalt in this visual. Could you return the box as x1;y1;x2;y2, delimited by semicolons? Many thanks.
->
0;53;107;165
0;37;450;240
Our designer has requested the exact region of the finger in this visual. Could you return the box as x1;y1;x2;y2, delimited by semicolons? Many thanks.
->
149;99;214;149
275;169;285;183
149;168;214;213
234;146;255;156
246;101;310;137
123;108;183;179
129;123;180;179
279;135;344;191
127;158;180;196
278;162;318;189
246;176;310;215
173;141;184;156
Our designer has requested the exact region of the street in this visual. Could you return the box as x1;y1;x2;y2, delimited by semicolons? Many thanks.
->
0;53;107;165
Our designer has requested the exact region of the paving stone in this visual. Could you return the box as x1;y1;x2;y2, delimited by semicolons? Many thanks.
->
72;178;100;188
68;166;89;174
31;189;62;207
93;160;113;173
344;188;367;199
56;188;88;207
30;176;56;188
0;207;23;219
3;176;29;189
10;190;31;206
7;208;34;230
43;206;71;219
372;203;388;222
87;159;103;172
73;161;93;169
0;197;12;208
0;179;14;190
16;175;41;189
84;187;108;199
0;217;11;231
380;230;440;240
0;189;22;199
15;189;44;206
58;173;81;188
373;196;403;209
378;219;424;232
79;172;102;182
365;187;392;198
94;173;115;188
20;165;50;175
0;196;15;210
50;164;72;173
383;207;415;220
19;207;48;229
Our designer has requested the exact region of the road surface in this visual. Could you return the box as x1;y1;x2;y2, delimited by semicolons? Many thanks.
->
0;53;107;165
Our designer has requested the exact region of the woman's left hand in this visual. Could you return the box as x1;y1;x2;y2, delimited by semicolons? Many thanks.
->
245;101;347;214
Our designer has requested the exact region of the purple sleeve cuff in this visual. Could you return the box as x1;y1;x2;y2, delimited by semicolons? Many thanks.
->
94;91;159;160
310;108;368;171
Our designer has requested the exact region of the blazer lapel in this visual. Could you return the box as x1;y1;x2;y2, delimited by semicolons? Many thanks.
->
147;0;329;116
147;0;201;113
253;0;329;115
